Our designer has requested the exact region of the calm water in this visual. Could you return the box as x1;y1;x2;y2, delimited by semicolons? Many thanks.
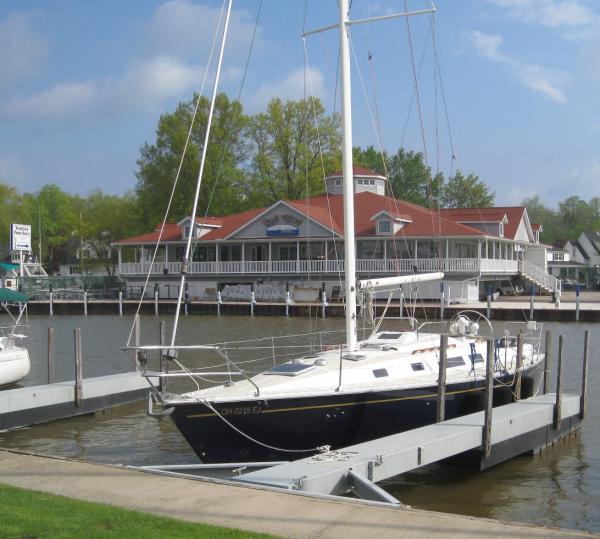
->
0;313;598;533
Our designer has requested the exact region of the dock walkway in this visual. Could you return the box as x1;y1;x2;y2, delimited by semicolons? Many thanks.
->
0;449;592;538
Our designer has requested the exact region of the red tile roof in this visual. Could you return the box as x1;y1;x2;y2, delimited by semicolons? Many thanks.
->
115;192;489;244
439;207;527;240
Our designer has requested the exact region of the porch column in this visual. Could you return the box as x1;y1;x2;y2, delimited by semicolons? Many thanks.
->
414;240;418;259
296;240;300;273
268;242;272;272
445;239;449;260
241;243;245;272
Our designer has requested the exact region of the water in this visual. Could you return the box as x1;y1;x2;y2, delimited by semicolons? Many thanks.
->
0;313;598;533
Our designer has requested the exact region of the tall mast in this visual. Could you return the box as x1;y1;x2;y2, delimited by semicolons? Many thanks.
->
339;0;357;351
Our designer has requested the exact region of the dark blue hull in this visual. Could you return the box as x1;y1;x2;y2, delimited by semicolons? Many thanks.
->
169;363;543;463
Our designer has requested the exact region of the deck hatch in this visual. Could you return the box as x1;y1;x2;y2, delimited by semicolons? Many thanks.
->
373;368;388;378
265;363;317;376
411;362;425;371
343;354;367;361
378;333;401;340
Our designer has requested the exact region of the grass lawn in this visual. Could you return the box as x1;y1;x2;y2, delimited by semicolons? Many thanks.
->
0;483;280;539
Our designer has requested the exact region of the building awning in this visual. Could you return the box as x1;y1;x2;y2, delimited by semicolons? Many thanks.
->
0;262;19;272
0;288;28;303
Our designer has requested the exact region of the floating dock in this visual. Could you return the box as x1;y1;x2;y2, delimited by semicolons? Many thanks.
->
0;372;150;430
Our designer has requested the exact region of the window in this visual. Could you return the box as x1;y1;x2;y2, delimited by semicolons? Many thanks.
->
370;179;375;185
553;252;564;261
336;179;342;186
378;219;392;234
183;225;190;239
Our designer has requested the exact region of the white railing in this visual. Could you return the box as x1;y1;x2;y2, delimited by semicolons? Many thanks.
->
120;258;489;275
480;259;519;274
519;259;561;292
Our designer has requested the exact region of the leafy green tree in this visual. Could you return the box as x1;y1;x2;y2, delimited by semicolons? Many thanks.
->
0;183;26;253
441;171;495;208
136;93;249;229
247;97;340;205
352;145;388;175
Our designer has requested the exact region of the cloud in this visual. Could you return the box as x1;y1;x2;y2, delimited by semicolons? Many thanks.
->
245;67;327;113
468;30;570;102
142;0;260;61
0;11;48;89
486;0;597;30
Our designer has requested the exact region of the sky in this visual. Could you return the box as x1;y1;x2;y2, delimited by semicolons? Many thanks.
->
0;0;599;208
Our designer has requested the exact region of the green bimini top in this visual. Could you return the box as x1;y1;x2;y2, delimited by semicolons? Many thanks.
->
0;288;28;303
0;262;19;272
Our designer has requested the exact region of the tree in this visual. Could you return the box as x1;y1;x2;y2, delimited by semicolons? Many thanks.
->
0;183;25;252
136;93;249;229
80;190;140;275
441;171;495;208
247;97;340;205
386;148;435;205
558;196;594;237
353;145;388;175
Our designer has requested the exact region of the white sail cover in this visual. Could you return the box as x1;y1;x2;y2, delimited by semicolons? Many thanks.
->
358;272;444;291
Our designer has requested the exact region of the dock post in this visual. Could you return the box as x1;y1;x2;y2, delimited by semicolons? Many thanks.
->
322;291;327;319
575;284;580;321
217;290;222;316
580;330;589;419
482;338;495;459
286;291;291;317
529;286;535;320
554;335;563;430
514;332;524;400
118;290;123;316
83;290;88;316
543;330;552;394
440;282;445;320
250;291;255;316
134;314;141;369
399;289;404;318
159;321;165;392
49;291;54;316
486;286;491;320
437;334;448;422
47;327;55;384
74;328;83;407
154;284;159;316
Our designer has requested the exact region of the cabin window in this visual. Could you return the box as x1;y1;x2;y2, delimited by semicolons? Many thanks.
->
373;368;388;378
411;362;425;371
445;356;465;368
378;220;392;234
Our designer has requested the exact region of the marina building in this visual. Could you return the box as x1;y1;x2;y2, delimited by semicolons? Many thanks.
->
113;168;558;302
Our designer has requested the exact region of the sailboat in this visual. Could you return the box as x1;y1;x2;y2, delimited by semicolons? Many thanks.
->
0;288;30;386
132;0;544;463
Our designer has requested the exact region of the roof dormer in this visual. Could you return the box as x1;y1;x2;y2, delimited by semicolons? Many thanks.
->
177;216;222;240
370;210;412;236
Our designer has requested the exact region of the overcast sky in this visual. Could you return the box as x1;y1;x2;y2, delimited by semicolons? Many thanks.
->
1;0;599;207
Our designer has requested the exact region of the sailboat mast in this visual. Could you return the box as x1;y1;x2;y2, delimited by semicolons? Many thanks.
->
338;0;357;352
169;0;233;347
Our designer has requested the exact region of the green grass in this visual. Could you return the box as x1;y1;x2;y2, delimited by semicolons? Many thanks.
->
0;483;279;539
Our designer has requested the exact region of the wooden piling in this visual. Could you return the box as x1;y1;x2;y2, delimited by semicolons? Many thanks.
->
482;338;495;459
74;328;83;407
134;314;141;369
437;334;448;423
154;290;159;316
554;334;563;430
486;288;491;320
543;330;552;394
159;320;165;392
83;291;88;316
47;327;55;384
514;332;524;400
580;330;589;420
529;286;535;320
118;290;123;316
49;291;53;316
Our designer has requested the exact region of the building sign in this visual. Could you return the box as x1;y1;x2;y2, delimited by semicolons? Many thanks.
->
10;224;31;251
263;214;302;237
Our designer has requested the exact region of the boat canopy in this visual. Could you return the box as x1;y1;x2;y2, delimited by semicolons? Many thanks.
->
0;262;19;272
0;288;28;303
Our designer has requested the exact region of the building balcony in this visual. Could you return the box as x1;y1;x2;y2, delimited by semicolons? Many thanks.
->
118;257;520;277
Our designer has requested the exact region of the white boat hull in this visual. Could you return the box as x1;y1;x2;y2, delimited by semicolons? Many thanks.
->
0;347;30;386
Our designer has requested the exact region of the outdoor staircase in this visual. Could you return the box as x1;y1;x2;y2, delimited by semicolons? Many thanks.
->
518;259;561;294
